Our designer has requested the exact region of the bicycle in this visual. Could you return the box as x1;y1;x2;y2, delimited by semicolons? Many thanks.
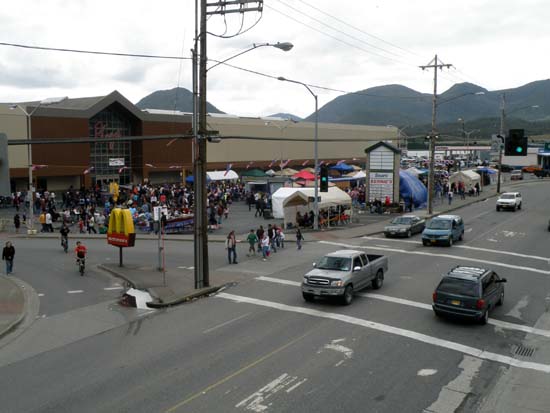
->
77;258;85;276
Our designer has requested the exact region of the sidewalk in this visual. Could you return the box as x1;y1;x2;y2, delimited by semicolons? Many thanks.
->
96;183;506;308
0;276;25;339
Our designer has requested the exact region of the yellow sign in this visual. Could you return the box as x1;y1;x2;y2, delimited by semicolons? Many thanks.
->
107;208;135;247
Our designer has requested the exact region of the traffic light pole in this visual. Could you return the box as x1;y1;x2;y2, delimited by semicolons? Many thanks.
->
497;93;506;194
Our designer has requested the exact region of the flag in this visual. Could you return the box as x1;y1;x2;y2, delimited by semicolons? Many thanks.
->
280;159;291;169
336;159;346;165
319;160;325;167
246;161;254;170
352;157;358;161
224;163;232;176
118;166;128;174
268;159;277;168
145;163;155;168
83;166;94;175
169;165;181;169
31;164;48;171
301;160;309;166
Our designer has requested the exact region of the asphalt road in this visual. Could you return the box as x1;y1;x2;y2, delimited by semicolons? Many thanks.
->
1;179;550;412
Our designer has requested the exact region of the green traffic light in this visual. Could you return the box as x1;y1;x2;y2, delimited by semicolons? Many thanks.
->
515;146;523;153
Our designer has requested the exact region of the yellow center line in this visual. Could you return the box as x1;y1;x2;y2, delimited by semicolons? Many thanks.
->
164;330;313;412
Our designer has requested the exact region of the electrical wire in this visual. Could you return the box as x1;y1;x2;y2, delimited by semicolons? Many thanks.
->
274;0;403;58
0;40;432;102
295;0;426;59
265;4;412;67
0;41;191;60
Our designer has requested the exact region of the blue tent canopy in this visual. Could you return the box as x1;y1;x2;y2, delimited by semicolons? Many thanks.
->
399;170;427;209
476;167;497;174
329;163;355;172
186;175;211;183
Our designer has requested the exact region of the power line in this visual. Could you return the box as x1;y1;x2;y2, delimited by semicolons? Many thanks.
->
294;0;426;59
0;41;191;60
274;0;404;59
0;40;431;102
264;4;412;66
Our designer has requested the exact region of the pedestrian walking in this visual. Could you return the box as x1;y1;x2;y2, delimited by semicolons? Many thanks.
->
2;241;15;275
45;211;53;232
87;215;97;234
267;224;277;253
256;225;264;253
448;190;453;205
278;227;285;248
296;228;304;250
14;213;21;234
225;230;238;264
260;232;270;261
246;229;258;256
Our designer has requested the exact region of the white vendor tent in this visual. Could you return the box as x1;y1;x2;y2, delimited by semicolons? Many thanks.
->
449;170;481;189
207;170;239;181
271;186;352;228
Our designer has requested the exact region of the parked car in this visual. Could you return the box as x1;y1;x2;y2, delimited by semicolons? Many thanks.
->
496;164;514;172
432;266;506;324
422;215;464;247
510;170;523;180
384;215;425;238
496;192;522;211
522;165;542;173
534;169;550;178
302;250;388;305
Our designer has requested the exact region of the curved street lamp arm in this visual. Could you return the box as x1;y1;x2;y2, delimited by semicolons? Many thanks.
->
207;42;293;72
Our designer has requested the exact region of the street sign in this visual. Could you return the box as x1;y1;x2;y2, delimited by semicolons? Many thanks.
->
490;134;503;156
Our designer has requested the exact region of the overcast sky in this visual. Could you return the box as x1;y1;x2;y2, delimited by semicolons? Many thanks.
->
1;0;549;118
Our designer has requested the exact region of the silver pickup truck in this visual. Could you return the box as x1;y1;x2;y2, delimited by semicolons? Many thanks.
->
302;249;389;305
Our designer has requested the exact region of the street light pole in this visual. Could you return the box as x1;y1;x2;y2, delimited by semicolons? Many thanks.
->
10;97;67;234
277;77;319;230
193;0;290;289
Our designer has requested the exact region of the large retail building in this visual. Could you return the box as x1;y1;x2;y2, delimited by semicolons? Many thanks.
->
1;91;398;191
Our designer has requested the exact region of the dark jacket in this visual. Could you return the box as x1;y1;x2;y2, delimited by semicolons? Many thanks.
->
2;246;15;261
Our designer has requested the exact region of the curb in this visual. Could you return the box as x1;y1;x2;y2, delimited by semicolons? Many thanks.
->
96;264;228;308
146;284;227;308
0;276;27;340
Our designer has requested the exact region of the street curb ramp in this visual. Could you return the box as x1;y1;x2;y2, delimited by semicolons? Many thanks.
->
97;264;227;309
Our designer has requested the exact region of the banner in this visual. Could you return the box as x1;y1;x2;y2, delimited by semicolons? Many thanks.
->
107;208;136;247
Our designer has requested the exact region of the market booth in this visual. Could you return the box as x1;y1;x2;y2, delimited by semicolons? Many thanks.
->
271;186;352;228
449;170;481;191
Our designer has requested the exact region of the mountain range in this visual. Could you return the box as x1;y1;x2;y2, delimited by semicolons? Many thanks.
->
135;80;550;137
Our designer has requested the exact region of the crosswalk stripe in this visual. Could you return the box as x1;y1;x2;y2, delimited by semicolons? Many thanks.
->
218;292;550;374
255;276;550;338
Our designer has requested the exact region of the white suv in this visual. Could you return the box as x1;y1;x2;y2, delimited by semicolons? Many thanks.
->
496;192;522;211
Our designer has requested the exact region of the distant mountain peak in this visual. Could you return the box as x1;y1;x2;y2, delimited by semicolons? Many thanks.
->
135;87;224;114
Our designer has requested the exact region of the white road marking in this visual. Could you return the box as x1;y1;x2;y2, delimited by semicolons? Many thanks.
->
425;356;482;413
465;228;473;233
470;210;492;221
255;276;550;339
285;378;307;393
67;290;84;294
218;292;550;374
506;295;529;320
375;244;392;248
236;373;302;412
38;293;45;297
322;240;550;275
202;313;251;334
487;238;498;242
417;369;438;377
322;339;353;359
363;236;550;262
104;286;123;291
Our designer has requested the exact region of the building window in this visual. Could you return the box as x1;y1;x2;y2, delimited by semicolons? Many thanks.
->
89;106;133;185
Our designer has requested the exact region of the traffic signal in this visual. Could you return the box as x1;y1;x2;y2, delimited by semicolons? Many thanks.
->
505;129;527;156
320;164;329;192
0;133;10;196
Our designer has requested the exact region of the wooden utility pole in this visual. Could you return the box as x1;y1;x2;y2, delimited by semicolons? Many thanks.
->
420;55;452;214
